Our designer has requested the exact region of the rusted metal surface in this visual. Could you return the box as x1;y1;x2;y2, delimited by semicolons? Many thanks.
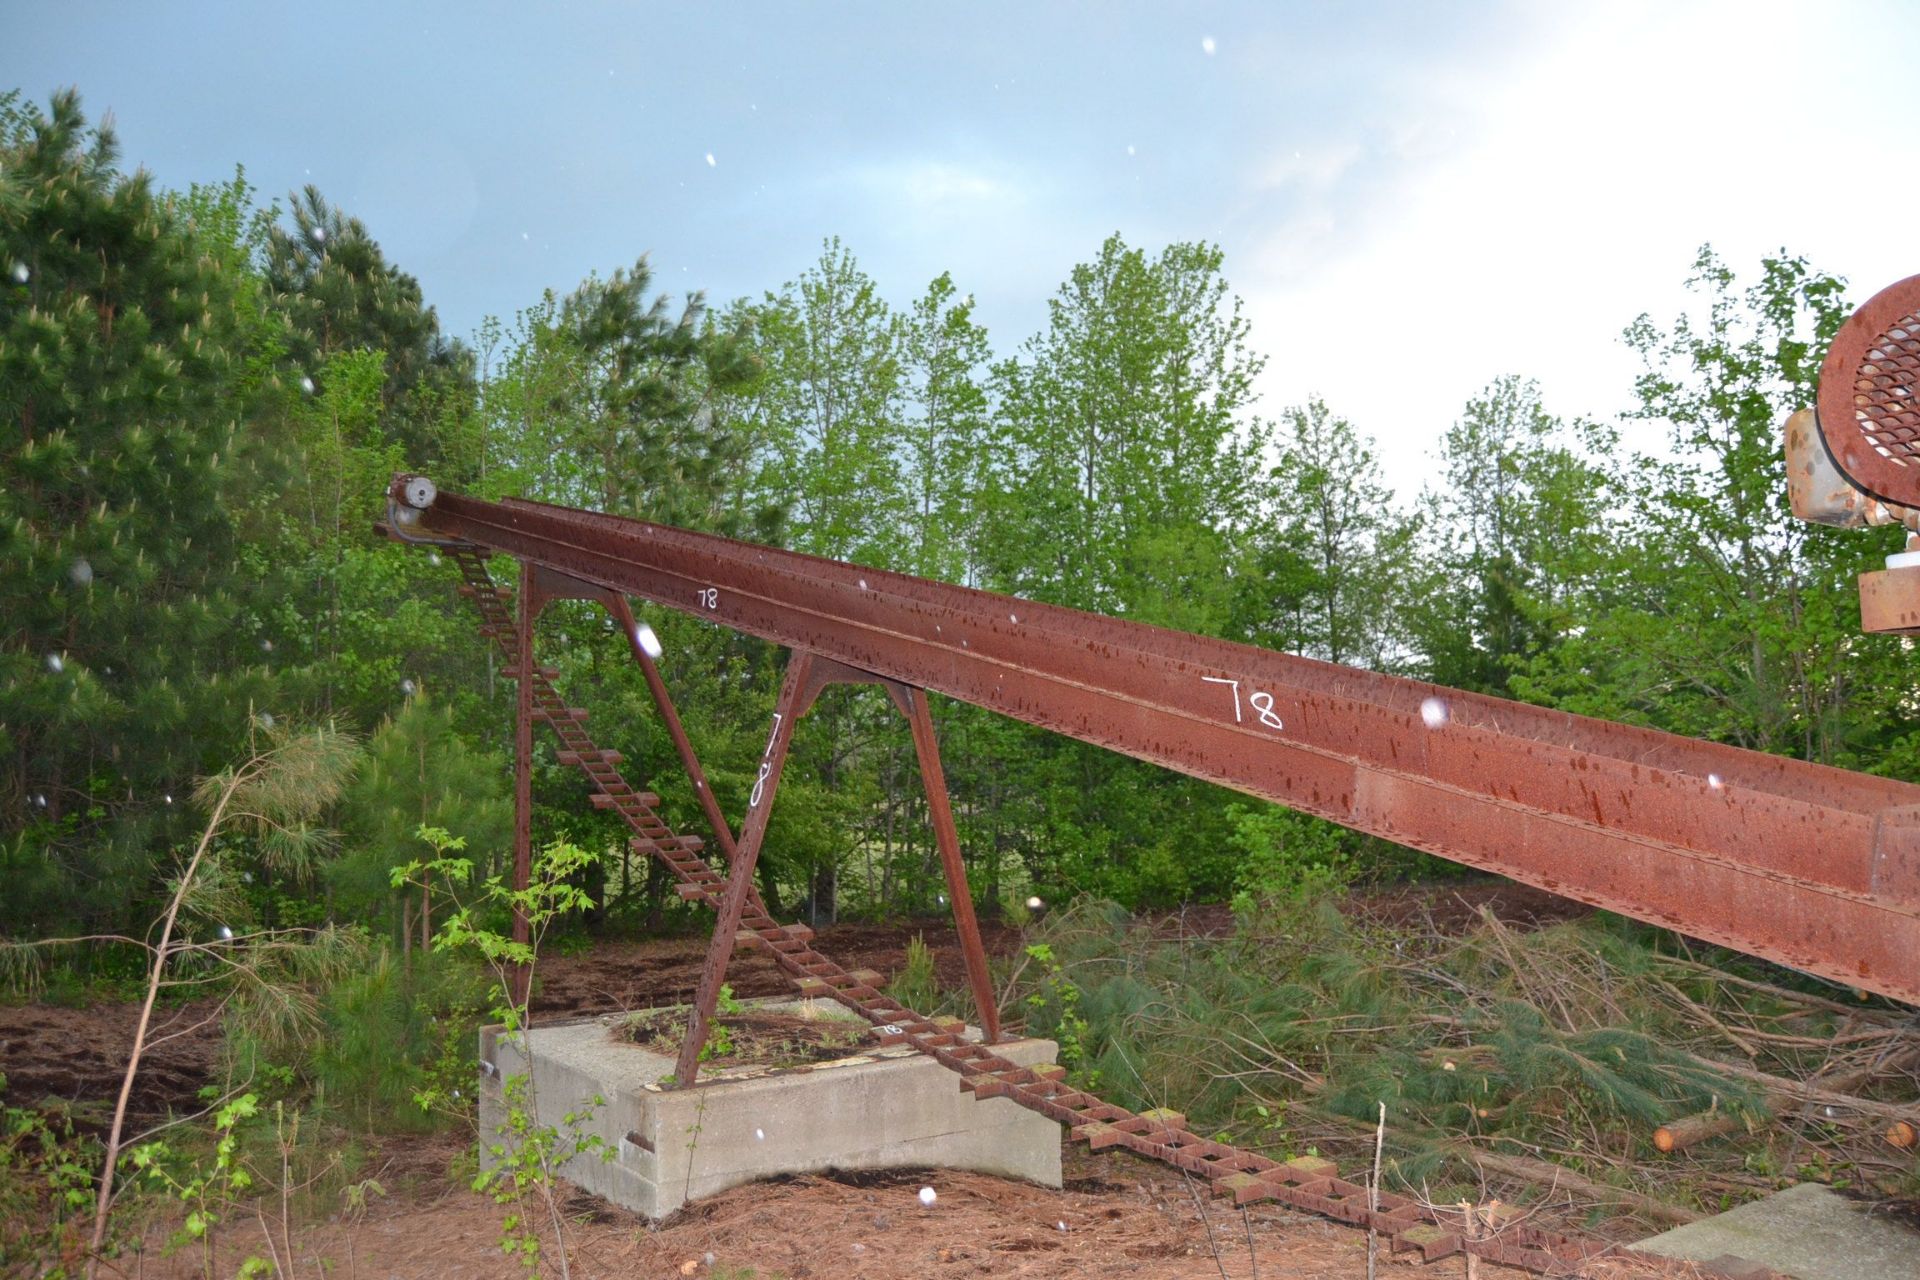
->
1858;563;1920;636
394;478;1920;1006
1784;407;1914;529
609;596;744;867
673;650;812;1087
906;685;1001;1043
510;560;535;1009
1817;273;1920;509
431;543;1766;1280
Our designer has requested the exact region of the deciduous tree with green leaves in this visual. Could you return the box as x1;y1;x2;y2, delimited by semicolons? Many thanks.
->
1512;248;1909;768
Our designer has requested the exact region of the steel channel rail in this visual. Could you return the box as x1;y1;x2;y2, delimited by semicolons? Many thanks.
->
398;481;1920;1006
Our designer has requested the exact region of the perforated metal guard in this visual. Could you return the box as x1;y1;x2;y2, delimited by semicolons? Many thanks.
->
1817;273;1920;508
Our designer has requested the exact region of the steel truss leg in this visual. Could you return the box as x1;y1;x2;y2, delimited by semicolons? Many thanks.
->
904;687;1001;1043
511;560;537;1009
674;650;815;1087
788;657;1002;1042
609;596;742;864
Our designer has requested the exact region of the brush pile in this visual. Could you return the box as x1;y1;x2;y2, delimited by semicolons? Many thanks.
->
1008;894;1919;1240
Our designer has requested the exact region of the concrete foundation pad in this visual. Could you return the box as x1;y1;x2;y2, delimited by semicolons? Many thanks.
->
478;1000;1061;1220
1635;1182;1920;1280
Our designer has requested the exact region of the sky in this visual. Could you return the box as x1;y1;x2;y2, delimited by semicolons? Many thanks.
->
9;1;1920;499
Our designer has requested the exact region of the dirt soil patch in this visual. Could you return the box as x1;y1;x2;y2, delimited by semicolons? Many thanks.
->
530;917;1028;1022
0;997;220;1130
619;1007;868;1069
121;1131;1560;1280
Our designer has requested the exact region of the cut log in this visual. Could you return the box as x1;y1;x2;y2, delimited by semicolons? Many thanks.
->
1652;1109;1744;1153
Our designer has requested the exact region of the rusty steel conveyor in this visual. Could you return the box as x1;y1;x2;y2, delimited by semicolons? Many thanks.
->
391;480;1920;1007
382;474;1918;1275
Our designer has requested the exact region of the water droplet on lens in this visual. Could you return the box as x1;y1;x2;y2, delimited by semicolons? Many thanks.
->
918;1186;936;1206
69;558;92;585
1419;697;1449;728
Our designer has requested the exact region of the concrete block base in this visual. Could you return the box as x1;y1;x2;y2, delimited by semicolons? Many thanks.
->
1636;1182;1920;1280
478;1000;1061;1220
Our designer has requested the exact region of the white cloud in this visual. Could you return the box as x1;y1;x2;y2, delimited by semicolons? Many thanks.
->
1237;0;1920;498
853;158;1022;211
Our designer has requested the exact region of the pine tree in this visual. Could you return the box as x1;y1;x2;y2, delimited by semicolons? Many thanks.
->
265;186;474;470
334;689;510;942
0;91;276;930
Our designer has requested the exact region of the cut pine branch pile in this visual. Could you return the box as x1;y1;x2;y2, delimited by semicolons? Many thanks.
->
1009;897;1920;1243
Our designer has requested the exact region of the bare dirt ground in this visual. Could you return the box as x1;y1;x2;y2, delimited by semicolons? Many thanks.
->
117;1131;1547;1280
0;996;221;1129
531;917;1031;1021
12;881;1607;1279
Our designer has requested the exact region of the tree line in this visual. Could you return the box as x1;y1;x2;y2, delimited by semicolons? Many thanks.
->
3;89;1909;950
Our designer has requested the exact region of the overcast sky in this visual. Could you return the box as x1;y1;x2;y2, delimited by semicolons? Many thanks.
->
9;1;1920;498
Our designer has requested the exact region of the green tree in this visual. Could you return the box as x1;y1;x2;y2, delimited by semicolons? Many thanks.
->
1246;397;1407;668
744;238;909;565
985;234;1265;634
0;90;277;932
901;272;993;584
335;689;512;944
1512;248;1906;765
482;264;766;533
973;235;1270;907
265;185;475;470
1409;376;1613;695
